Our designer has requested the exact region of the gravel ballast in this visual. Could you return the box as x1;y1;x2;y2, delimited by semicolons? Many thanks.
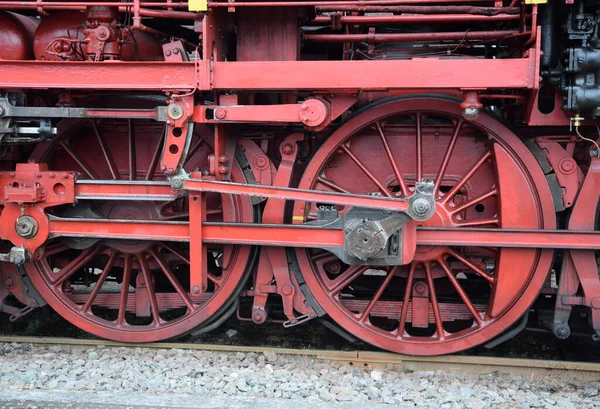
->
0;342;599;408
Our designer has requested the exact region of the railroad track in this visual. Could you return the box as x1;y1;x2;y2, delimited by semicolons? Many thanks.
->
2;335;599;381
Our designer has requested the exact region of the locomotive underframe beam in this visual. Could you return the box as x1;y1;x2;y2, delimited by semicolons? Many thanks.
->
0;57;537;91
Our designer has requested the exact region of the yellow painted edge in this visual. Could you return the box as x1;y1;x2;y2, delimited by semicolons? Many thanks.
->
189;0;207;12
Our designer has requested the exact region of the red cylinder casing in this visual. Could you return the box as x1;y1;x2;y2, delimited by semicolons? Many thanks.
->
33;10;86;61
0;11;38;60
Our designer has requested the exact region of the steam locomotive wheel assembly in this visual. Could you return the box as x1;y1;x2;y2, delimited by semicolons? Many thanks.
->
294;98;556;355
23;118;254;342
3;0;600;357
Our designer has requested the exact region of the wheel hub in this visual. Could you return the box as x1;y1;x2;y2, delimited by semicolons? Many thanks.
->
103;201;156;254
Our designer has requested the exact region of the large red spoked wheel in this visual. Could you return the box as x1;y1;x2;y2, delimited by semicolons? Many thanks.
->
25;116;254;342
293;97;556;355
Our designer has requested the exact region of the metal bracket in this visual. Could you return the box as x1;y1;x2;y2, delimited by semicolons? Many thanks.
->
0;98;168;122
0;246;29;265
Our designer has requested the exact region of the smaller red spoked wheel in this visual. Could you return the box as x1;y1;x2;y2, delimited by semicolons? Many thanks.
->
25;116;254;342
293;97;556;355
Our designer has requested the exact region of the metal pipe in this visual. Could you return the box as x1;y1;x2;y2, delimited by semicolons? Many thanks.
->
208;0;495;6
304;30;520;43
312;13;520;24
139;8;199;19
316;5;520;14
524;4;538;48
540;1;555;69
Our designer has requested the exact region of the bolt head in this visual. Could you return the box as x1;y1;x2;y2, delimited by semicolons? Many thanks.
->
559;158;576;174
192;286;200;294
411;197;432;217
167;104;184;120
555;325;570;339
462;107;480;120
254;155;268;170
281;143;295;155
414;282;427;294
214;108;227;120
252;310;266;324
15;215;38;239
171;178;184;189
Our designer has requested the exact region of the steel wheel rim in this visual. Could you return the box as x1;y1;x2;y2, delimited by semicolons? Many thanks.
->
293;97;555;355
25;117;253;342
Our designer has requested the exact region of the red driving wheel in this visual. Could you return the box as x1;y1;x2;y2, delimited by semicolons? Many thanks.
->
25;115;254;342
293;97;556;355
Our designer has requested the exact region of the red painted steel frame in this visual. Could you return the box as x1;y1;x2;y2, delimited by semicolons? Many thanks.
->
0;57;537;91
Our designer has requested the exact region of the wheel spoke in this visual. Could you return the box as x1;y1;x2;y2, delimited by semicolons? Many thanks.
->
440;150;492;204
82;251;119;313
59;141;98;179
434;119;463;195
397;263;416;338
449;188;498;215
145;125;165;181
208;273;222;288
316;176;350;193
424;262;445;339
437;257;483;326
340;145;392;197
43;242;70;257
138;253;161;325
446;248;494;284
375;121;409;196
328;265;368;295
416;113;423;182
455;217;499;227
359;266;397;323
183;137;205;166
150;249;195;312
91;120;120;180
161;243;190;264
117;254;132;326
128;119;137;181
52;246;102;286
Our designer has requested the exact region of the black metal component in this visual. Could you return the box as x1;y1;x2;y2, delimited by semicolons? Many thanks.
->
0;98;168;121
554;1;600;115
540;2;556;70
483;312;529;349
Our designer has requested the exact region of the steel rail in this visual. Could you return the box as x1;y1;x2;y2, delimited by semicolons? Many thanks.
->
0;335;599;380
